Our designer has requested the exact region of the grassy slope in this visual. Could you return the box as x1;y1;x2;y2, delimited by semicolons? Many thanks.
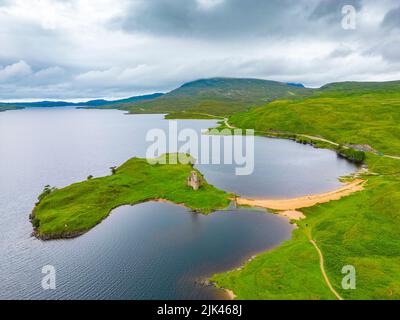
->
229;90;400;155
118;78;312;116
213;82;400;300
32;155;231;239
213;155;400;300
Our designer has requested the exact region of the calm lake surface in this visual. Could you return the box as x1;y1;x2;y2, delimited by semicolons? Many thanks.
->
0;107;357;299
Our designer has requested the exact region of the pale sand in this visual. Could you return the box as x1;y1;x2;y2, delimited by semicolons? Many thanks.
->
279;210;306;220
225;289;237;300
236;179;365;220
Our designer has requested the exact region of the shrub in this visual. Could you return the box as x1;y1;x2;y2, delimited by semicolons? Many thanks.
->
337;147;365;163
31;217;40;228
37;185;56;202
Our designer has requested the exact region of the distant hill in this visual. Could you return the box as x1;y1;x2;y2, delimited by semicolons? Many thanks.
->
0;93;164;110
77;93;164;108
320;80;400;95
287;82;305;88
118;78;313;116
4;78;400;119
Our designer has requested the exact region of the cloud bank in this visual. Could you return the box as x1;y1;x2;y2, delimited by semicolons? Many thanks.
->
0;0;399;100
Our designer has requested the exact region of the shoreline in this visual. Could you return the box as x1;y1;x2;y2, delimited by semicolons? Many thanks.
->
235;179;365;220
214;178;368;300
32;197;226;241
31;155;232;241
225;289;237;300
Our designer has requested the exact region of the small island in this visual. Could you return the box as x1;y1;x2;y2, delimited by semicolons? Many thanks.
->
31;154;231;240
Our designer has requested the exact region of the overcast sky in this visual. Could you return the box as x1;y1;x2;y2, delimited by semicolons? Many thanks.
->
0;0;399;101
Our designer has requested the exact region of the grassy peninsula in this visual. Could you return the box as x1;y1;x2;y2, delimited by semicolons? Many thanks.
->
211;81;400;300
31;154;231;240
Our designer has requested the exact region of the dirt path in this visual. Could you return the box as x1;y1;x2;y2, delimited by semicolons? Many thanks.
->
298;134;339;147
224;118;236;129
224;119;400;160
300;134;400;159
384;154;400;160
299;134;400;160
223;119;339;146
236;179;365;215
310;239;343;300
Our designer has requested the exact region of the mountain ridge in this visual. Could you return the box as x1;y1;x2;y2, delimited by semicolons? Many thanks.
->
118;77;313;116
2;77;400;116
0;93;164;109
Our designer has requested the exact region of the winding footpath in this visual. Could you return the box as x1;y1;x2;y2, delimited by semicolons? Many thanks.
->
236;178;365;301
385;154;400;160
310;239;344;300
223;118;400;299
224;118;400;160
224;118;236;129
298;134;339;147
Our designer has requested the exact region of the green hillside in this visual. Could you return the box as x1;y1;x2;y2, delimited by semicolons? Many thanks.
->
228;81;400;156
118;78;312;116
212;80;400;300
213;155;400;300
320;80;400;96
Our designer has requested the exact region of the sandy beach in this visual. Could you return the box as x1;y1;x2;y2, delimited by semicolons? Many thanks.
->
236;179;365;220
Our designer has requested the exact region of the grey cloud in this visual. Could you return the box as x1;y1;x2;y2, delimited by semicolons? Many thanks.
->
382;6;400;29
120;0;323;39
0;0;11;6
328;46;354;58
379;41;400;62
309;0;362;21
0;61;32;83
117;0;378;45
0;61;71;91
0;0;399;100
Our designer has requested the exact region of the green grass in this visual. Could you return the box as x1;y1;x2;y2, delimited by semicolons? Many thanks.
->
212;155;400;300
164;112;223;120
228;91;400;156
212;82;400;300
320;80;400;95
31;154;231;239
26;79;400;299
